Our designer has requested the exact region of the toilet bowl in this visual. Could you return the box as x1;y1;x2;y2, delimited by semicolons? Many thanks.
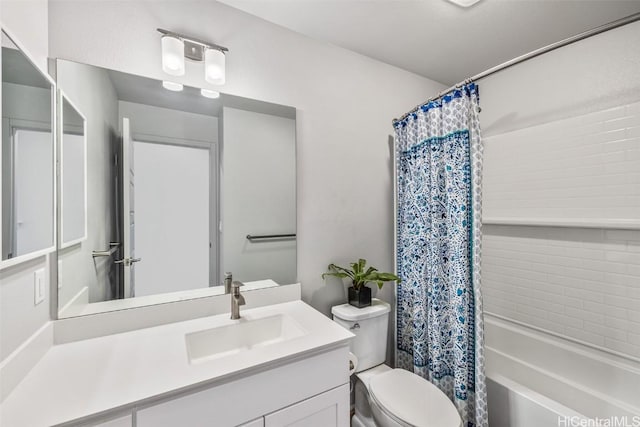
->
332;299;461;427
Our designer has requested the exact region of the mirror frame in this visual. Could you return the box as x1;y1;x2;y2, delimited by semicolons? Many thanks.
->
57;90;87;249
0;26;57;270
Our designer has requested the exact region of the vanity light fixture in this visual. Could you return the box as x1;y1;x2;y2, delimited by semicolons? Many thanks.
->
158;28;228;85
201;88;221;99
161;34;185;76
162;81;184;91
204;48;225;85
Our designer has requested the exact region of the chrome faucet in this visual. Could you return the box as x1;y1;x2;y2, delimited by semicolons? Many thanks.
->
224;272;233;294
230;281;246;320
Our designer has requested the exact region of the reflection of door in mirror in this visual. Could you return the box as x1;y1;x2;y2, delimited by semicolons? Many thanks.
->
120;117;136;298
1;31;55;264
117;111;217;300
121;132;213;298
9;128;53;256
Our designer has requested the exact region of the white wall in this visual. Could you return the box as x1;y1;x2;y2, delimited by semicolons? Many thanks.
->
60;94;86;245
222;106;296;285
61;133;85;243
480;21;640;359
1;83;51;122
481;24;640;136
48;0;445;317
0;0;51;362
1;0;48;71
56;60;119;308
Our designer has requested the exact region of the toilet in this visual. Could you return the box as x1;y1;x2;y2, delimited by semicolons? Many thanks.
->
332;299;462;427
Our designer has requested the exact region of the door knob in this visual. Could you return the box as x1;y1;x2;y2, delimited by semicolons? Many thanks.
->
114;257;142;266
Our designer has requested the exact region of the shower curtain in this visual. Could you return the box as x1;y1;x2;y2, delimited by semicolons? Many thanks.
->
393;82;487;427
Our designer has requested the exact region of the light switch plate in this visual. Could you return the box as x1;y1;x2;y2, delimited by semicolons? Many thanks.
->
34;268;45;305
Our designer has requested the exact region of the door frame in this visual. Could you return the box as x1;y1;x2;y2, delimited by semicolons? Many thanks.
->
130;132;219;289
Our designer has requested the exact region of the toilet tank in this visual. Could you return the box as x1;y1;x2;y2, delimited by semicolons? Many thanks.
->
331;298;390;372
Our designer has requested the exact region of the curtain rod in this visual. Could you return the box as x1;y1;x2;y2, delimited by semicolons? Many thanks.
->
392;11;640;125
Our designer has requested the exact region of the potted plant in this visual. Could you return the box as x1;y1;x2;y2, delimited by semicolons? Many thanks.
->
322;258;401;308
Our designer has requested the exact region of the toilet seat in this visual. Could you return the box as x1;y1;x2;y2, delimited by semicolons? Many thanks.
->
368;369;461;427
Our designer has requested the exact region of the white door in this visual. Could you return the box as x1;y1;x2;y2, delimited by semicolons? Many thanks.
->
264;384;350;427
132;140;210;296
120;117;139;298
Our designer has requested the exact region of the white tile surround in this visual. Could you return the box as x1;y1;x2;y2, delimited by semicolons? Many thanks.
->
483;101;640;223
482;101;640;360
483;226;640;358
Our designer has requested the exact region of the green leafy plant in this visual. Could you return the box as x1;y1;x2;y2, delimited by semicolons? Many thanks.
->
322;258;401;290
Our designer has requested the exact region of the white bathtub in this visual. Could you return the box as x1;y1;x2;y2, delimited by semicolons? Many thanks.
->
485;315;640;426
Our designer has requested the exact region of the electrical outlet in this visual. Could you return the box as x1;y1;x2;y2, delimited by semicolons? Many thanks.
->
58;260;63;289
34;268;45;305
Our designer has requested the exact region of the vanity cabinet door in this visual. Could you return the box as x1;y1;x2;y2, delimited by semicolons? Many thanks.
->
264;384;349;427
91;414;133;427
237;418;264;427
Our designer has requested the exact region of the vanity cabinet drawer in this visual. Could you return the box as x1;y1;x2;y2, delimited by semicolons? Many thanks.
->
264;384;349;427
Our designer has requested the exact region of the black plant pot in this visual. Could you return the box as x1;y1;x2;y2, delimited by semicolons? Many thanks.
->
348;286;372;308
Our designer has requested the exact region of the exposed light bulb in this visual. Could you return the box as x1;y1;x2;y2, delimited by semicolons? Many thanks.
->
162;81;183;91
161;35;185;76
204;48;225;85
201;88;221;99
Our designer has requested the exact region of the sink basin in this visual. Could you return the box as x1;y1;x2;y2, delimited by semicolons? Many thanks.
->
185;314;307;364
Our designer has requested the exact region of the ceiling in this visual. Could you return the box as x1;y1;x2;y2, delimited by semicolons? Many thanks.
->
218;0;640;85
2;48;51;89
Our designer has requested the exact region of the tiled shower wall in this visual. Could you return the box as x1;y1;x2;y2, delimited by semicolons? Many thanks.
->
483;102;640;222
482;101;640;360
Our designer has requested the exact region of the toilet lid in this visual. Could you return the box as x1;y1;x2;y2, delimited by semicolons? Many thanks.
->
369;369;461;427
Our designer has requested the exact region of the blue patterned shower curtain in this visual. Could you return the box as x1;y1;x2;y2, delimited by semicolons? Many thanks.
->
393;83;487;427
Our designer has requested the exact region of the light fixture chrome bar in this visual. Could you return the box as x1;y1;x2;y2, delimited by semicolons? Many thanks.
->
393;12;640;124
157;28;228;53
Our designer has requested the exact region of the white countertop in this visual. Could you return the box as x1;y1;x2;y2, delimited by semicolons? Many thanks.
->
0;301;353;427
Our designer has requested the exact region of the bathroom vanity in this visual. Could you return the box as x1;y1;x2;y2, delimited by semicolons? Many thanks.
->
0;298;353;427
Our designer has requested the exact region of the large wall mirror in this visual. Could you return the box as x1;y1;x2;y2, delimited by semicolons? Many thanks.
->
55;59;296;318
1;30;56;268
